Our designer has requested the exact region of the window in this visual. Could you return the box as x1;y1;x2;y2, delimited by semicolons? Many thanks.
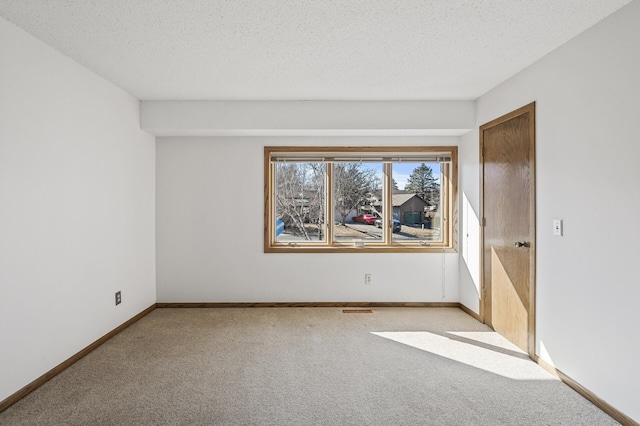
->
264;146;458;253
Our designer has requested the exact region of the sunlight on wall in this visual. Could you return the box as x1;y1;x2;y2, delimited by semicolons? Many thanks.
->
371;331;554;380
461;193;481;294
538;341;556;368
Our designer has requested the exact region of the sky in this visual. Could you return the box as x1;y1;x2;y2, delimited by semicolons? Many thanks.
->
393;162;441;190
362;162;441;190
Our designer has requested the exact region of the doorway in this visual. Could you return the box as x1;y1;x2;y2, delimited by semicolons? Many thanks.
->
480;102;536;357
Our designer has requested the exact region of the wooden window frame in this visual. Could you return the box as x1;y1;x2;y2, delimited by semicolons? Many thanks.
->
264;146;458;253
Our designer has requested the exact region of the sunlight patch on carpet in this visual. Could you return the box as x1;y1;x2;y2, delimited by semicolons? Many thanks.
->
371;331;556;381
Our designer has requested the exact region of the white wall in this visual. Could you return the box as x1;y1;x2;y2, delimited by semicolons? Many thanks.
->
458;131;481;313
0;17;156;402
459;1;640;421
156;136;459;303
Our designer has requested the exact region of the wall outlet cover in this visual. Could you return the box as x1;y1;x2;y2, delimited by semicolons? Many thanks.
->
553;219;563;236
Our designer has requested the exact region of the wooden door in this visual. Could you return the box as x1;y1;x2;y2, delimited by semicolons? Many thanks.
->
481;103;536;356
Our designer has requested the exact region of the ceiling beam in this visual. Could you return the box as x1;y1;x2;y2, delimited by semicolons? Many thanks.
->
140;100;474;137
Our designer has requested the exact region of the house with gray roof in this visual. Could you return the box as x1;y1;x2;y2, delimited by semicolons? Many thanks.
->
368;193;432;226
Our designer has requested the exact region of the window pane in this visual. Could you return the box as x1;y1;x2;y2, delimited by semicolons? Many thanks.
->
391;162;442;242
274;163;326;242
333;162;383;243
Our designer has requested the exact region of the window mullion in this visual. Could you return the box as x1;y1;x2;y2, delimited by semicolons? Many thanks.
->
326;163;333;246
384;163;391;245
442;162;450;246
270;162;276;245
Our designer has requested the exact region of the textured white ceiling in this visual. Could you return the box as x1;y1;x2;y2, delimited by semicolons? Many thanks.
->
0;0;633;100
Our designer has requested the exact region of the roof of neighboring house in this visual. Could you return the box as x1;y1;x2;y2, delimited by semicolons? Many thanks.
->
372;193;428;207
392;193;427;207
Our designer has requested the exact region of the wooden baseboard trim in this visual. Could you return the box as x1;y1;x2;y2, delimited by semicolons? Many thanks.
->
534;356;637;426
156;302;460;308
458;303;481;321
0;304;157;414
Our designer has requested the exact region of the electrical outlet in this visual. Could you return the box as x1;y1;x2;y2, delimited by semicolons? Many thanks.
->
365;274;372;285
115;291;121;306
553;219;563;236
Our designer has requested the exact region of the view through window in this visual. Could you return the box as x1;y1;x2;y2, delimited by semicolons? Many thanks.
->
265;147;457;253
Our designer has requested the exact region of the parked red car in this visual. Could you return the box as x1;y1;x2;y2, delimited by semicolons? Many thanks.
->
353;214;378;224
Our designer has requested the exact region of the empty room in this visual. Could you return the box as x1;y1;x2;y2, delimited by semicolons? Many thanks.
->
1;1;638;425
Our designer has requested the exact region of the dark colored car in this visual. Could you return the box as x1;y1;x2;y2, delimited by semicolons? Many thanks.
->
353;214;378;224
375;218;402;233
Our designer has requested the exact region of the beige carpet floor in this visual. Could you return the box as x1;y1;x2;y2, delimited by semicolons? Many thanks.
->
0;307;619;425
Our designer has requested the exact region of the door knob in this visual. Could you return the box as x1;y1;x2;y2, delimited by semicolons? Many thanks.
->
515;241;528;248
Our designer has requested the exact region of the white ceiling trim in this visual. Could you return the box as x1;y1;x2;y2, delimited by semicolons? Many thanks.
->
140;100;474;136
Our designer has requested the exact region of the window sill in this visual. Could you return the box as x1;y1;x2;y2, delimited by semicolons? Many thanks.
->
264;245;457;254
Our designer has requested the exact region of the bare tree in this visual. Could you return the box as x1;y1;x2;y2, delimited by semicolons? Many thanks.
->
334;163;378;225
276;162;379;235
307;163;326;239
275;163;325;240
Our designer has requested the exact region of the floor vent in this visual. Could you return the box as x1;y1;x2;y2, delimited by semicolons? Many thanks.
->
342;309;373;314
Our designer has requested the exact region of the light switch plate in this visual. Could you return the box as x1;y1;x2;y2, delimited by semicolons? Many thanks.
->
553;219;563;236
